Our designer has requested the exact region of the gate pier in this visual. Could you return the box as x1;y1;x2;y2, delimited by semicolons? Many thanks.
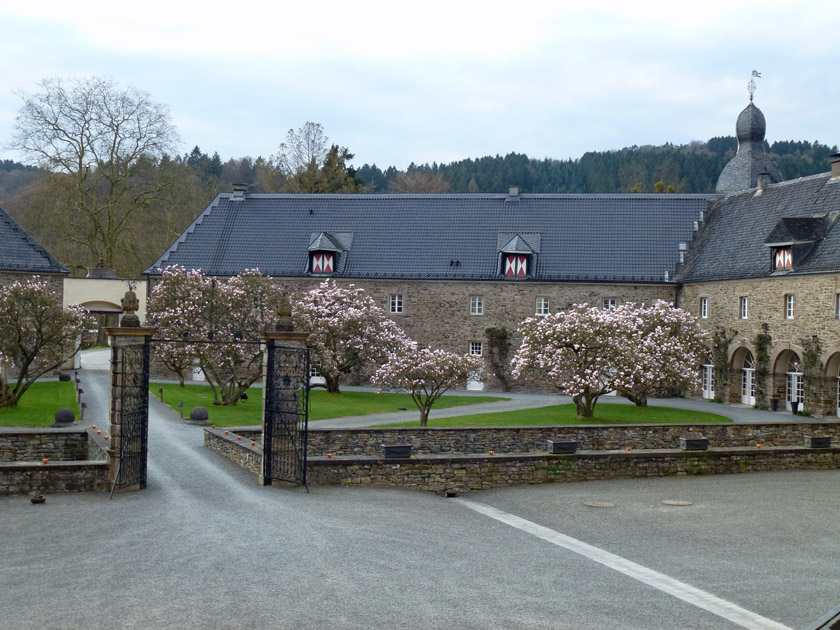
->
106;326;155;493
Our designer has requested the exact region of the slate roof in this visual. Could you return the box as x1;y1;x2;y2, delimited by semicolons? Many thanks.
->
679;173;840;283
146;193;716;284
0;205;68;274
764;216;831;245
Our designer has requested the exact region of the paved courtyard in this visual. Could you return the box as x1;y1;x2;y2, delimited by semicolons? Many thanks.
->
2;357;839;629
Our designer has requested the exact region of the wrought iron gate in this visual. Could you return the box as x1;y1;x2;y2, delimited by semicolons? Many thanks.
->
110;342;150;492
263;341;310;488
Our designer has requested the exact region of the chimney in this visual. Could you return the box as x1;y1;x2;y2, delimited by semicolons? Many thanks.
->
830;153;840;180
231;183;247;201
755;173;771;195
508;185;519;198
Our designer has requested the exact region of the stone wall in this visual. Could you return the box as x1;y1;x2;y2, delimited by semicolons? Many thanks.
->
307;447;840;494
205;424;840;494
0;427;88;461
204;430;261;475
1;461;111;495
207;423;840;456
307;422;840;454
0;428;110;495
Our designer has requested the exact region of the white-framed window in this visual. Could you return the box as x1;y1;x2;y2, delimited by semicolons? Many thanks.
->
389;294;403;314
739;296;749;320
470;295;484;315
603;298;617;310
469;341;483;356
536;296;550;315
785;294;794;320
701;363;715;400
835;293;840;319
700;297;708;319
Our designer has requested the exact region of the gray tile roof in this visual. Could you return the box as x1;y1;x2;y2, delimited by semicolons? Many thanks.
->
0;205;68;274
679;173;840;283
147;193;716;284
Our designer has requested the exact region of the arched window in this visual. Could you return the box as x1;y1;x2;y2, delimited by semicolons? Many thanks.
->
786;353;803;412
741;351;756;406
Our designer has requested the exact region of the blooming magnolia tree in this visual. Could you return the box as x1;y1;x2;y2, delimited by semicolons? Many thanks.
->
0;278;91;407
292;280;409;393
373;344;484;426
613;301;708;406
147;266;282;405
512;304;634;417
512;302;708;416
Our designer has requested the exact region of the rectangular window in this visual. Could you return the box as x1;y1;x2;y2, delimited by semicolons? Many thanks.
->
469;341;483;356
836;294;840;320
389;294;403;314
739;296;749;320
603;298;617;310
536;296;550;315
785;294;794;320
700;297;708;319
470;295;484;315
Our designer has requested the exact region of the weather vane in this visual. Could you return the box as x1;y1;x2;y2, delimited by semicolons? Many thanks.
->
748;70;761;102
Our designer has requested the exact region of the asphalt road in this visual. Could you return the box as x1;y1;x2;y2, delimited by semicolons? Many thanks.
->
3;357;839;629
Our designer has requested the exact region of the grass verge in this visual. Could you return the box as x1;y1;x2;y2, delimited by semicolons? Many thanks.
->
150;382;508;426
0;381;81;427
376;402;732;427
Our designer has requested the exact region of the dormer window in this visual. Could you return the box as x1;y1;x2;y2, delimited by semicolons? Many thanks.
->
773;247;792;270
311;251;334;274
308;231;353;276
498;232;539;279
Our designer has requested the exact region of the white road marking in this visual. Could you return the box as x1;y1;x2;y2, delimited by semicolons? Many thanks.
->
455;498;792;630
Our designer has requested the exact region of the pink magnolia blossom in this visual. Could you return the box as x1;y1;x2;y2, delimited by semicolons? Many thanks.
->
0;277;92;407
512;301;707;416
148;266;282;405
292;280;409;393
373;343;484;426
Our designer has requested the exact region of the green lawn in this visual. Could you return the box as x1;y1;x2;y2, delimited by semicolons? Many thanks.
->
0;381;81;427
150;382;509;426
376;402;732;427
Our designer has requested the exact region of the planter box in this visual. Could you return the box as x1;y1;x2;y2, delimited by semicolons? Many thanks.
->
547;440;578;454
381;444;412;458
680;437;709;451
805;435;831;449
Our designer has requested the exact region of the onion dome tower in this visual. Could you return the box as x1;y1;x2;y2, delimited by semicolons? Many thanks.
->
716;97;783;194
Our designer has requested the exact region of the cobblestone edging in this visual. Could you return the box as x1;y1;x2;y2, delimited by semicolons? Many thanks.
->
206;422;840;455
0;428;110;495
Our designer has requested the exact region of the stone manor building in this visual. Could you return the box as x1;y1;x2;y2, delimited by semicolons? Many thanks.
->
146;100;840;416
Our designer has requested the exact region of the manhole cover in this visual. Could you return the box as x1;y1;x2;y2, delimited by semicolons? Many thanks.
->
661;500;693;506
584;501;616;508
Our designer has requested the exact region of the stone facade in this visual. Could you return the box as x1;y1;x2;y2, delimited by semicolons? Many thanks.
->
681;274;840;415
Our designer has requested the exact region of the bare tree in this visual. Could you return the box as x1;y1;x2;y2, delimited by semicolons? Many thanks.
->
389;171;451;193
274;122;329;178
11;77;179;272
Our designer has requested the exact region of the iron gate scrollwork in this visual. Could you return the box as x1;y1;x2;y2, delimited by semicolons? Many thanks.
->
263;341;309;487
111;342;150;491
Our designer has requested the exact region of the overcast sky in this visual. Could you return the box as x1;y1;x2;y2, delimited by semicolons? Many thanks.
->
1;1;838;171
